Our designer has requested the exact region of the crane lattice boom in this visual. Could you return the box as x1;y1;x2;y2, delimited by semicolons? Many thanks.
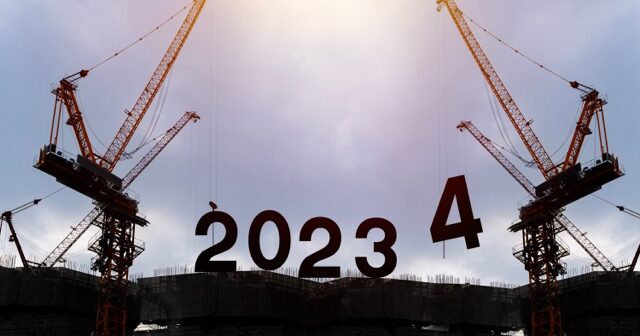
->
554;213;616;271
457;121;536;196
437;0;557;179
99;0;206;172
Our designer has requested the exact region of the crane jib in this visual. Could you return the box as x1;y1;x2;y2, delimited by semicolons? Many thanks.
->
99;0;207;172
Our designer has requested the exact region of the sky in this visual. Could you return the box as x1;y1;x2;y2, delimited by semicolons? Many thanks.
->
0;0;639;285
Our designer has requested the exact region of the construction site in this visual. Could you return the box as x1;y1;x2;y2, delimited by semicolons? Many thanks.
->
1;0;638;335
0;265;639;335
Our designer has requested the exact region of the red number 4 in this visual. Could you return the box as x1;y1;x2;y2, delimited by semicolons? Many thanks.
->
431;175;483;249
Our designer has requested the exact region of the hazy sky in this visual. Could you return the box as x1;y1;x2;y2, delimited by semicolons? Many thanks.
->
1;0;638;285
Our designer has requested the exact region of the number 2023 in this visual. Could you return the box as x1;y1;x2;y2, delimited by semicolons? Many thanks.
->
194;175;482;278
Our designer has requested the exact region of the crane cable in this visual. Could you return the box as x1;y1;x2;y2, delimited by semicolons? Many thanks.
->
78;94;109;151
124;69;174;159
130;69;174;156
1;187;65;257
2;187;65;216
484;80;530;164
465;9;595;167
87;1;191;73
123;130;167;158
39;187;66;201
458;9;573;85
547;103;583;161
591;194;640;220
63;1;190;156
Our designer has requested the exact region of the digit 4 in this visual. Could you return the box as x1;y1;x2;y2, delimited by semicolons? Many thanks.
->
430;175;482;249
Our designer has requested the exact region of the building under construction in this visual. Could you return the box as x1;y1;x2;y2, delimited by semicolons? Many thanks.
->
1;0;636;335
1;265;639;335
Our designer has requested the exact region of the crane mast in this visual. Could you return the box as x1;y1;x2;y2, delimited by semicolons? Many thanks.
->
99;0;206;172
40;111;200;268
457;121;618;272
436;0;557;180
437;1;567;334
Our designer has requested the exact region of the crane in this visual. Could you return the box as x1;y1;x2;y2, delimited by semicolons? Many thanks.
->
437;1;562;332
438;1;622;335
34;1;207;335
40;111;200;268
457;121;618;272
1;199;42;269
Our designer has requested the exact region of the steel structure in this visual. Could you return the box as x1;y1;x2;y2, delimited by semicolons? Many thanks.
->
35;1;206;335
99;1;206;172
437;1;561;332
457;121;617;272
436;0;557;180
91;208;147;336
40;111;200;268
438;1;623;335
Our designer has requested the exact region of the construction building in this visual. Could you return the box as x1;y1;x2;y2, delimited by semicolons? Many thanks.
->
1;265;639;335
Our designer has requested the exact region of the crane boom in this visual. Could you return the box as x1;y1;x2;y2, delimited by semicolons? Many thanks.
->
437;0;557;179
40;111;200;268
41;207;101;267
553;213;616;271
457;121;536;196
122;111;200;186
99;0;206;172
457;121;618;272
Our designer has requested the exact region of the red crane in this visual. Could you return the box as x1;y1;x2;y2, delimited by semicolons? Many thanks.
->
438;1;623;334
34;1;207;335
457;121;617;272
